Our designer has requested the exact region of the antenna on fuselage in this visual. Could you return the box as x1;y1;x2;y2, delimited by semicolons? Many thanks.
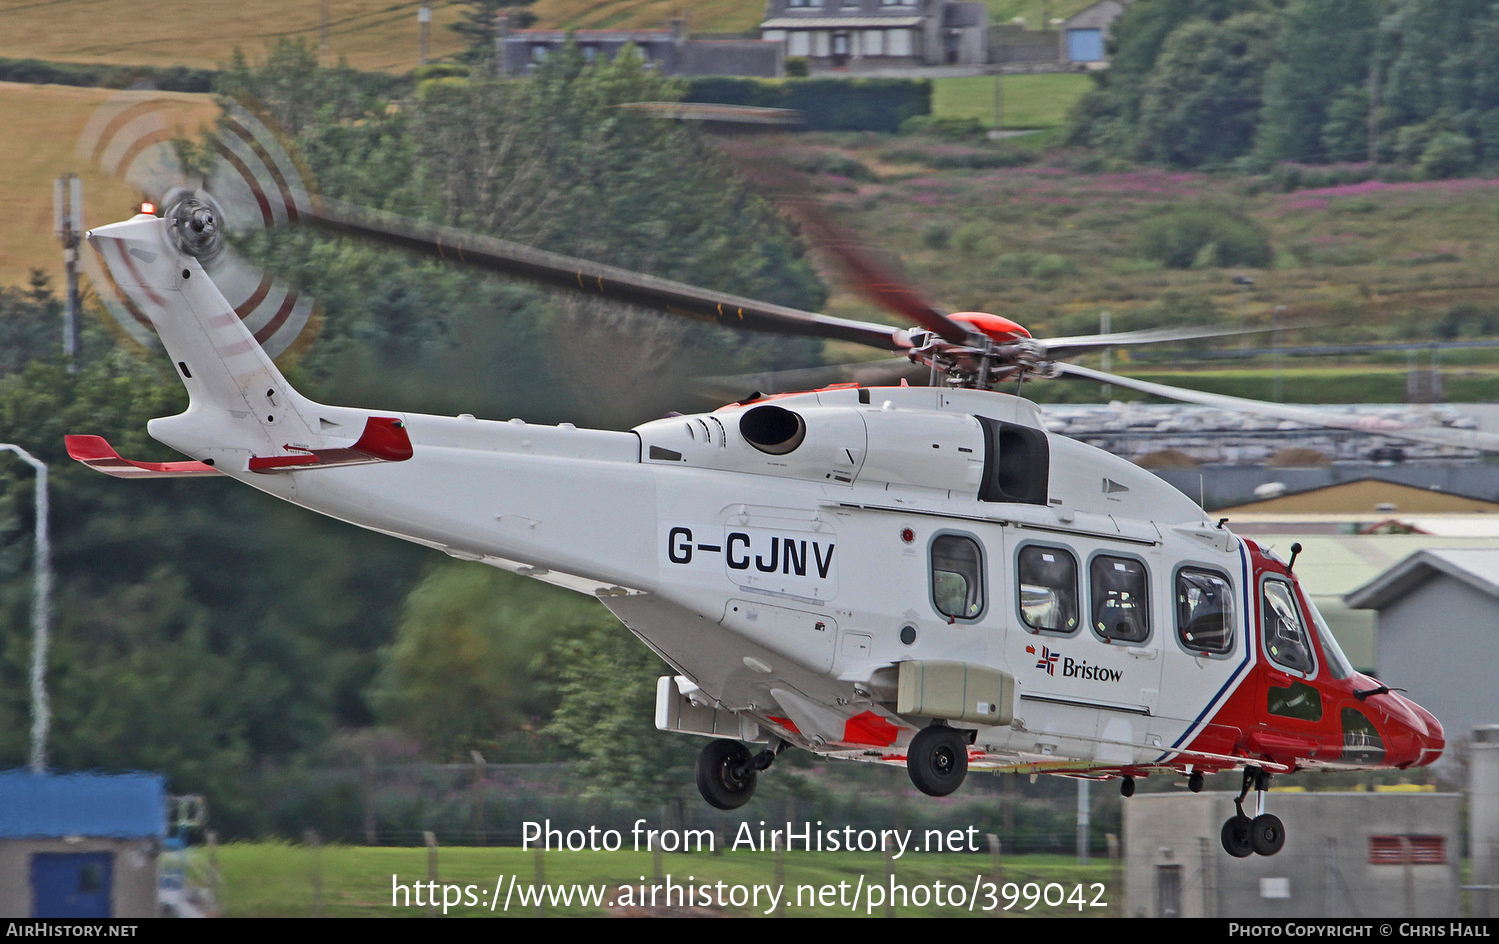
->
1286;542;1303;572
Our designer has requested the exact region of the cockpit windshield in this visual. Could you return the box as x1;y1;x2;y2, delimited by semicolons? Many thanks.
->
1303;592;1354;680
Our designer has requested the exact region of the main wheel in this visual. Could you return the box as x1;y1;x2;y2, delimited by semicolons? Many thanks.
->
907;726;968;797
1221;815;1254;858
1251;813;1286;856
696;739;757;810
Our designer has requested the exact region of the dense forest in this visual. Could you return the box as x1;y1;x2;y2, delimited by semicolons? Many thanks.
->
1069;0;1499;174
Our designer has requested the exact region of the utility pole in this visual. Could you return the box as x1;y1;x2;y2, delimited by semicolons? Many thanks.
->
1099;310;1112;400
320;0;331;60
1272;305;1286;402
1076;777;1090;864
53;174;83;372
993;71;1003;133
419;5;432;65
1;445;51;774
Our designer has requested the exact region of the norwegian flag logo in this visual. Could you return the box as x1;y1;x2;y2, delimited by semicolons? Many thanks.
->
1035;646;1059;675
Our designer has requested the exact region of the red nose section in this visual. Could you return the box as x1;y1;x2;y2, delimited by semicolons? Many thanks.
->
1375;692;1445;768
1406;699;1445;767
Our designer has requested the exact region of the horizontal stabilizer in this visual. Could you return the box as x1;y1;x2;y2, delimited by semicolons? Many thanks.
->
67;417;410;478
65;435;223;479
248;416;412;474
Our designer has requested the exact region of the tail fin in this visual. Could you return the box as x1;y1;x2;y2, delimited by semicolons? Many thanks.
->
84;212;408;474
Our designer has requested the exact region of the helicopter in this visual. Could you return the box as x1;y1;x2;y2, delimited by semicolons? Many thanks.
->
65;149;1462;857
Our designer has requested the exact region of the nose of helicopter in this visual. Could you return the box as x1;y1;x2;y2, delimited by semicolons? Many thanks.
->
1405;698;1445;768
1376;692;1445;768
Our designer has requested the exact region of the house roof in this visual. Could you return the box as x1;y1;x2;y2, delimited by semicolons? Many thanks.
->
1345;548;1499;610
0;771;166;840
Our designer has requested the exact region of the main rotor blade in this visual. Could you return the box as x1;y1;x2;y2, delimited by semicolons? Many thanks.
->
1056;362;1499;453
694;356;926;400
710;135;974;346
1040;324;1276;361
790;208;974;345
304;199;913;353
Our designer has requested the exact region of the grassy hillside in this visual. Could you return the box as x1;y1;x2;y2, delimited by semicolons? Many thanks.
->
0;82;219;287
0;0;1104;74
529;0;761;32
0;0;468;72
933;73;1091;130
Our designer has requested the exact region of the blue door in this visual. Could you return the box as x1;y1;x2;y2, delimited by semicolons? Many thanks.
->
1066;28;1104;62
31;852;113;918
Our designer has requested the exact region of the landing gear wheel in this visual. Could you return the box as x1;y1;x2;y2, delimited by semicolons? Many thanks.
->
696;739;757;810
1188;771;1204;794
1251;813;1285;856
1120;776;1136;798
907;726;968;797
1220;816;1254;858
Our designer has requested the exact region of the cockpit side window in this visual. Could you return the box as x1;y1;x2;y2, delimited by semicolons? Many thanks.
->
931;533;985;622
1262;579;1315;675
1176;567;1234;654
1090;555;1149;644
1017;544;1079;635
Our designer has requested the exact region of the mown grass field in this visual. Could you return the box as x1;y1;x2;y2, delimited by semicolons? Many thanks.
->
212;842;1118;918
0;0;1104;67
0;81;219;288
0;0;469;72
931;73;1091;129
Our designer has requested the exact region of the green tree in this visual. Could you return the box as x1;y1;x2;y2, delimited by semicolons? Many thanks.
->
1418;131;1477;178
1254;0;1379;164
545;623;698;805
1136;204;1273;269
451;0;539;64
0;354;428;833
1066;0;1276;159
372;565;610;758
1136;12;1281;167
1319;84;1372;163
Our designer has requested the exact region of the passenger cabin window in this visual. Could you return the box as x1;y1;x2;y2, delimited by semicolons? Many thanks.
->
1017;545;1078;634
1091;555;1149;643
1262;580;1315;674
1176;568;1233;654
931;534;984;622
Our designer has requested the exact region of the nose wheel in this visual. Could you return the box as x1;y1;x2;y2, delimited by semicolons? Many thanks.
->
1220;767;1285;857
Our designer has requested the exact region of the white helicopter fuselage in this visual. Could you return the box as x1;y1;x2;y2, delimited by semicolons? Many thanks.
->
82;212;1443;806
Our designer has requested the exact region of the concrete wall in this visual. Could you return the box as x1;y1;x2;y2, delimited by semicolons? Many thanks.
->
990;25;1060;65
1473;727;1499;919
1125;792;1460;918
